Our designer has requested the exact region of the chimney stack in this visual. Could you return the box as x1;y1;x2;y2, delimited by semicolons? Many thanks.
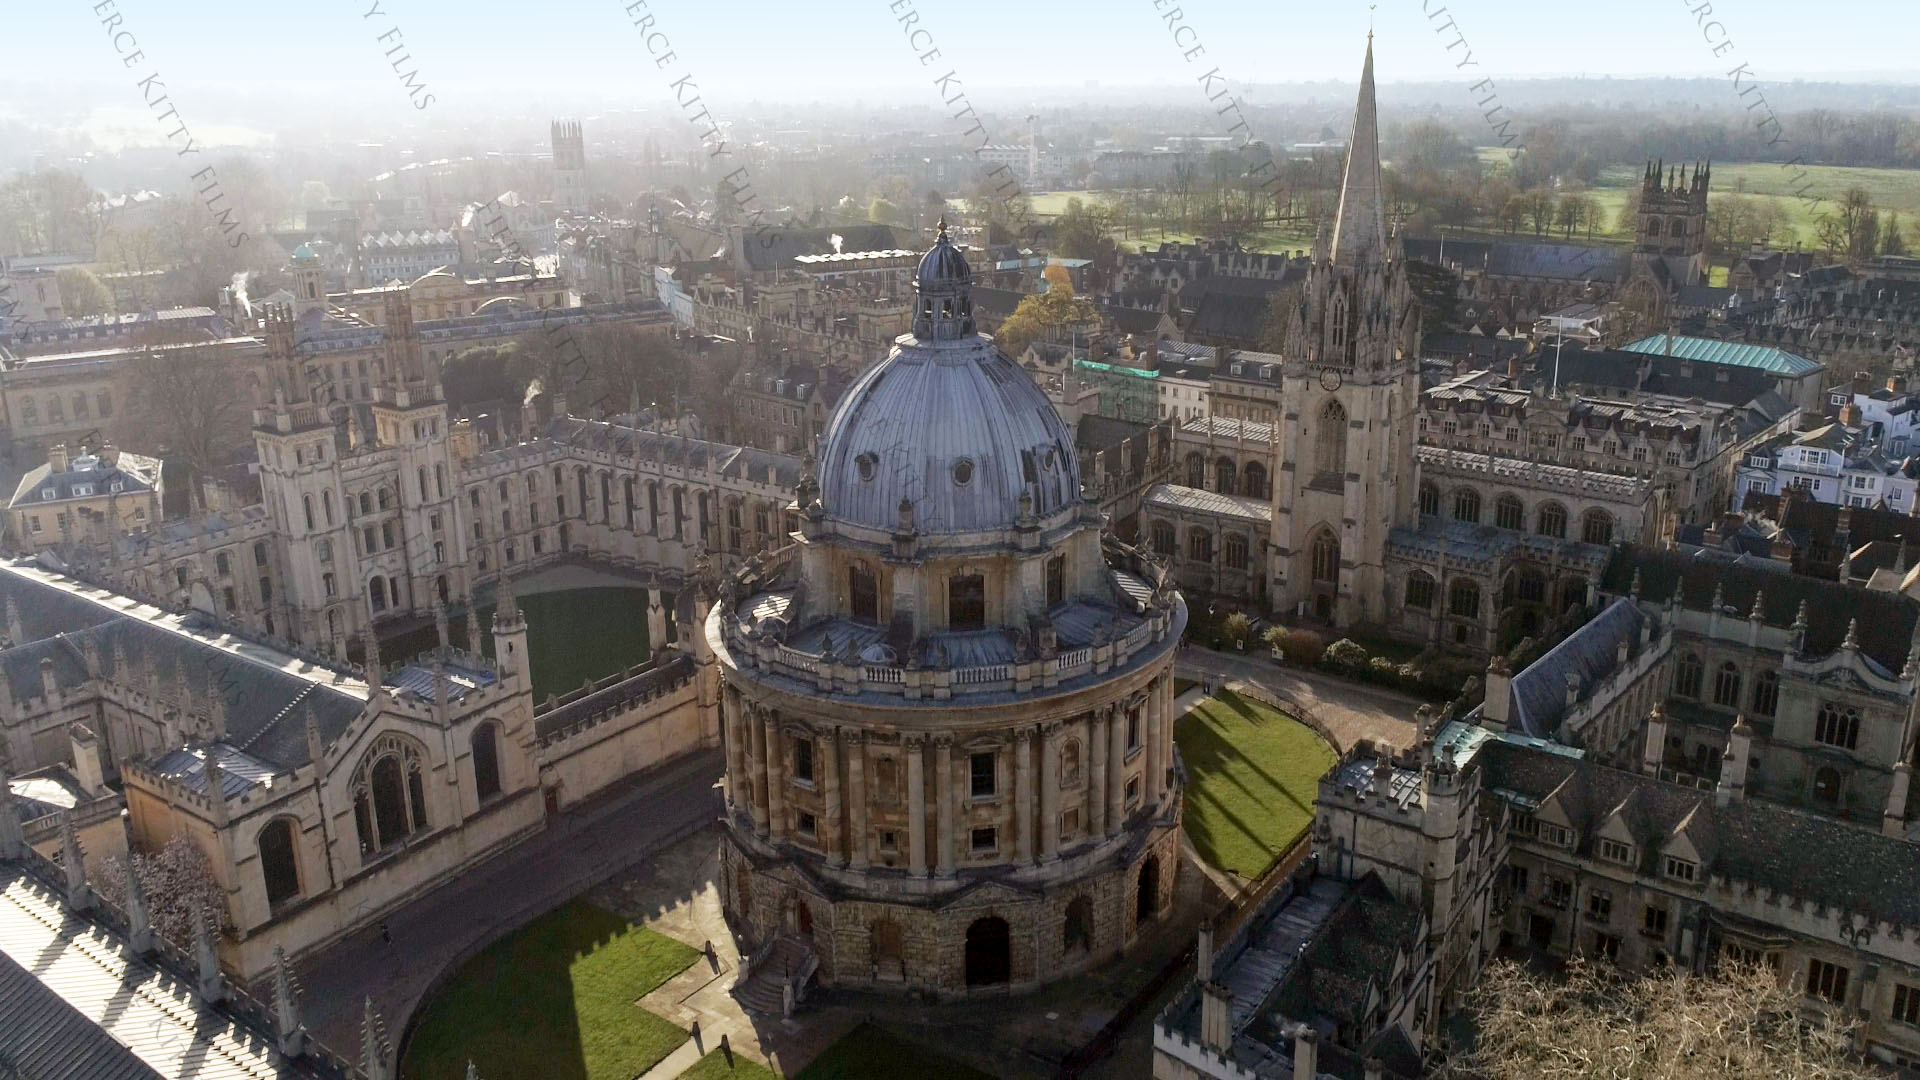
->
48;443;70;473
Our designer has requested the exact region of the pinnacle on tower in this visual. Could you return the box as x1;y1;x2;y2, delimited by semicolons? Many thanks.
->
1329;37;1386;264
362;997;391;1080
273;945;307;1057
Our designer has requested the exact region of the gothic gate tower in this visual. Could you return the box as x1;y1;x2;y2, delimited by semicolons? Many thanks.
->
552;119;588;214
1271;37;1421;629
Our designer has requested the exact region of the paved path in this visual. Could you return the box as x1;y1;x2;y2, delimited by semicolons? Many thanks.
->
1175;644;1424;752
283;749;725;1060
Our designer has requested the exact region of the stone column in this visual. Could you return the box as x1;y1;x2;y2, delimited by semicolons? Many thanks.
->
764;713;787;842
1088;711;1108;840
934;734;956;877
1143;687;1162;807
722;690;744;812
1013;728;1034;864
1107;704;1127;836
748;704;769;836
822;727;845;867
906;735;927;876
1040;720;1062;861
847;731;870;869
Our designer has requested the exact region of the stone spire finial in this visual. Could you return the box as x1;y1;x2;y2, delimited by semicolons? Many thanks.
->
466;1064;481;1080
361;997;391;1080
363;631;384;690
205;749;230;827
1628;568;1642;600
123;820;153;954
195;899;225;1002
493;580;522;630
0;764;24;861
4;593;22;646
1749;588;1765;621
273;945;306;1057
1844;618;1861;652
434;602;451;651
206;668;228;737
305;703;326;770
1329;36;1386;264
60;810;92;910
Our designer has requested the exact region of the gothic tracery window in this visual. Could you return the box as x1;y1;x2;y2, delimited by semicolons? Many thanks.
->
1315;399;1348;479
352;734;430;855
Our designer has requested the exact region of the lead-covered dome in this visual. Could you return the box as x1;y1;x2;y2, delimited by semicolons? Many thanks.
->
816;225;1079;537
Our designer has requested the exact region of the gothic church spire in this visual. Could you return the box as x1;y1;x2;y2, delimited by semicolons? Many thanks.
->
1330;36;1387;264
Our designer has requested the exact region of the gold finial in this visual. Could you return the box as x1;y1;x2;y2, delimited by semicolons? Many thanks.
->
1368;4;1376;36
936;216;949;241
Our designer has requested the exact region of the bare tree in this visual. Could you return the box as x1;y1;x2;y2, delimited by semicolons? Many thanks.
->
114;336;250;510
91;833;233;947
1434;957;1878;1080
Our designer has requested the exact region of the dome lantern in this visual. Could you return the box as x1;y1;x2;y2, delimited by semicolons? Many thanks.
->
911;218;975;341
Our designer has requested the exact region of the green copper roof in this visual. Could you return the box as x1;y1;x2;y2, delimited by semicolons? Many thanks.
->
1074;359;1158;379
1622;334;1822;377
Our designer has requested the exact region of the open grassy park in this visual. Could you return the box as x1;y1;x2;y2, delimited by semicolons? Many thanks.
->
401;900;699;1080
1175;690;1337;880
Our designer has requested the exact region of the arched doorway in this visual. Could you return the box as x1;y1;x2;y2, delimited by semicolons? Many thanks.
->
1136;856;1161;924
871;919;905;982
1063;896;1093;957
964;916;1011;986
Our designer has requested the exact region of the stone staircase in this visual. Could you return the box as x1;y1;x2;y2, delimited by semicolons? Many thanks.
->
733;935;815;1016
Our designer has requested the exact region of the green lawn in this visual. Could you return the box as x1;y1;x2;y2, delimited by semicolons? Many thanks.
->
794;1023;997;1080
400;900;699;1080
474;587;658;702
1175;691;1337;879
680;1050;781;1080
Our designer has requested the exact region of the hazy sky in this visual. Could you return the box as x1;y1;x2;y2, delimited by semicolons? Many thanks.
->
6;0;1914;132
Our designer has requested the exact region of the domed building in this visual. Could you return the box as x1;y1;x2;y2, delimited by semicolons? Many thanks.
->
706;223;1188;996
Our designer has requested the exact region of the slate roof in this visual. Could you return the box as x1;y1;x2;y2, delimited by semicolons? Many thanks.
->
1596;544;1920;672
0;564;367;773
1505;597;1656;740
1530;346;1779;407
8;453;163;509
1475;738;1920;926
0;868;344;1080
1144;483;1272;525
1179;416;1276;445
741;225;899;273
1623;334;1823;377
1259;873;1423;1042
537;418;803;490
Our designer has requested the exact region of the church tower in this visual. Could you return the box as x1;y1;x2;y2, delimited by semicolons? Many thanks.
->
551;120;588;215
1633;160;1710;287
1270;37;1421;628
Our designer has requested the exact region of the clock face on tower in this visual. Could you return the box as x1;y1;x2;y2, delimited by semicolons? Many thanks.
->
1319;367;1344;392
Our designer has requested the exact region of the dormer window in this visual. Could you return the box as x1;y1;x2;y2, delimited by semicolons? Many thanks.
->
1536;822;1572;847
40;488;55;500
72;484;93;497
1664;857;1697;882
1598;838;1633;864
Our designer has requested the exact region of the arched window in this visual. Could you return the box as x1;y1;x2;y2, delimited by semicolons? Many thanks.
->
1448;579;1481;619
1752;669;1779;717
793;737;815;783
1495;494;1525;531
258;818;301;907
1224;533;1249;570
1315;399;1348;478
1185;452;1206;489
1712;662;1742;708
472;723;502;802
369;577;387;612
1404;571;1436;610
1419;481;1440;518
1670;218;1687;237
352;735;429;854
1452;488;1481;524
302;494;315;531
849;564;877;621
322;490;334;526
1536;502;1567;539
1582;509;1614;545
1815;702;1861;750
1187;528;1213;563
1150;520;1175;555
1061;740;1082;788
1646;216;1663;236
1328;288;1349;360
1674;653;1703;698
378;487;391;511
1310;529;1340;584
360;492;374;515
1243;461;1268;499
1215;456;1237;495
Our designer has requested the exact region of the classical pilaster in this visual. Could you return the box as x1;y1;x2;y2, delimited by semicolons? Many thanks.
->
934;734;956;877
1013;728;1034;864
765;714;787;842
1040;720;1063;860
907;734;928;876
1107;703;1127;835
723;689;745;812
748;704;769;836
1143;687;1162;807
1088;710;1108;840
847;731;870;869
822;727;845;867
